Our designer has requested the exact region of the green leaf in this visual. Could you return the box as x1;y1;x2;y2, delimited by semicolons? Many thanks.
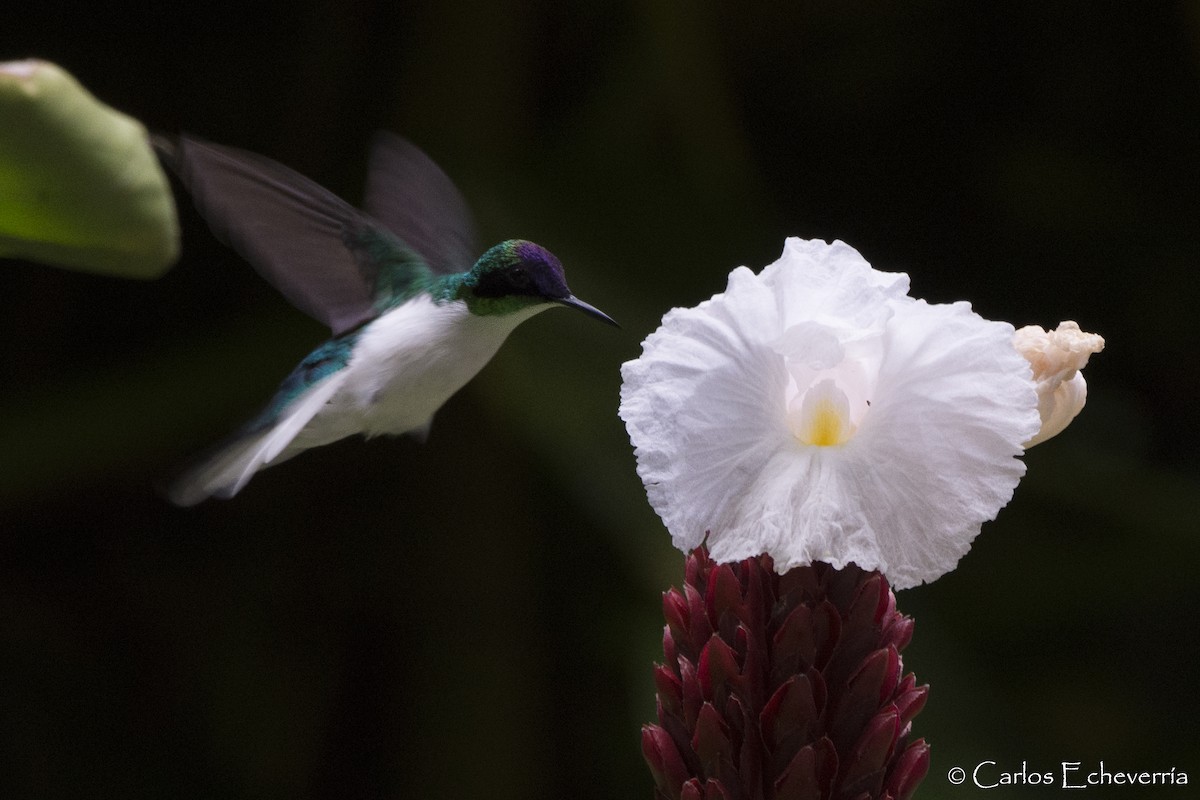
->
0;59;179;278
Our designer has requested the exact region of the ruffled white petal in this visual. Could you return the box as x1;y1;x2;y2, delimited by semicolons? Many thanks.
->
620;237;1046;589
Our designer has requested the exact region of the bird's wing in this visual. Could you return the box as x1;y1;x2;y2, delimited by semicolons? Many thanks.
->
157;135;431;336
363;132;479;276
166;369;350;506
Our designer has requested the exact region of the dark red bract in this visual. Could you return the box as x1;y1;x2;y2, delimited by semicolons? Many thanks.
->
644;547;930;800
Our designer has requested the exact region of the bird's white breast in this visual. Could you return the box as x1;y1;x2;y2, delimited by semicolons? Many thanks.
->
311;295;545;441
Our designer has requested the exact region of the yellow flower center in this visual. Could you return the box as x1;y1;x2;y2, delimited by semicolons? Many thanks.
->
792;378;855;447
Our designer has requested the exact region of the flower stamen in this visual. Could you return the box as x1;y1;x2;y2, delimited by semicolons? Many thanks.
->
793;378;854;446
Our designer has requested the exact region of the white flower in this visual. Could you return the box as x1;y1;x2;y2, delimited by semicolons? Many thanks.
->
619;238;1044;589
1013;321;1105;447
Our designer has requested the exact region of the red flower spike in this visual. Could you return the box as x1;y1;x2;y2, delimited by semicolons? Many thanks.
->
743;556;768;625
811;600;844;672
884;739;931;800
762;672;826;760
736;629;767;717
825;578;888;688
873;580;896;626
665;590;691;643
875;588;892;623
729;693;763;799
734;624;750;662
772;600;841;686
685;548;706;590
646;547;928;799
698;635;741;707
707;563;745;628
692;703;743;797
643;724;692;800
875;647;903;703
680;656;703;729
892;680;929;730
692;702;734;770
655;664;684;716
706;780;732;800
881;614;915;653
774;737;838;800
664;625;680;675
829;646;901;752
772;604;815;676
682;778;732;800
840;707;901;794
685;583;714;653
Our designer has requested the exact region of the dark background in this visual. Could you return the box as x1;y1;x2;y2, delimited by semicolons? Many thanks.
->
3;2;1198;798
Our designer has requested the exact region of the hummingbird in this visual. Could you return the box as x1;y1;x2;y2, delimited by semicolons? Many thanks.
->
157;132;617;506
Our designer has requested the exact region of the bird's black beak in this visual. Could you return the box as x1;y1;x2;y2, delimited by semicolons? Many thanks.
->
556;294;619;327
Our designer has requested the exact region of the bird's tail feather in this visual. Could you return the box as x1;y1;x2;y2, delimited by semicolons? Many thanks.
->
167;374;347;506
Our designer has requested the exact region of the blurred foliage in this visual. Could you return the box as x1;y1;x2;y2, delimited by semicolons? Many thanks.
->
1;2;1198;799
0;60;178;277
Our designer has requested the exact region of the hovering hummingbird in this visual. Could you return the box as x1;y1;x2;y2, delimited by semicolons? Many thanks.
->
157;132;617;506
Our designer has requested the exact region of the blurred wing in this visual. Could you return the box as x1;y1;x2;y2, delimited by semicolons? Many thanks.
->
159;135;388;336
166;370;349;506
364;132;479;275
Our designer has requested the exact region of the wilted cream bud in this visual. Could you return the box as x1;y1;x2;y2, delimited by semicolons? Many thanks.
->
1013;321;1105;447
